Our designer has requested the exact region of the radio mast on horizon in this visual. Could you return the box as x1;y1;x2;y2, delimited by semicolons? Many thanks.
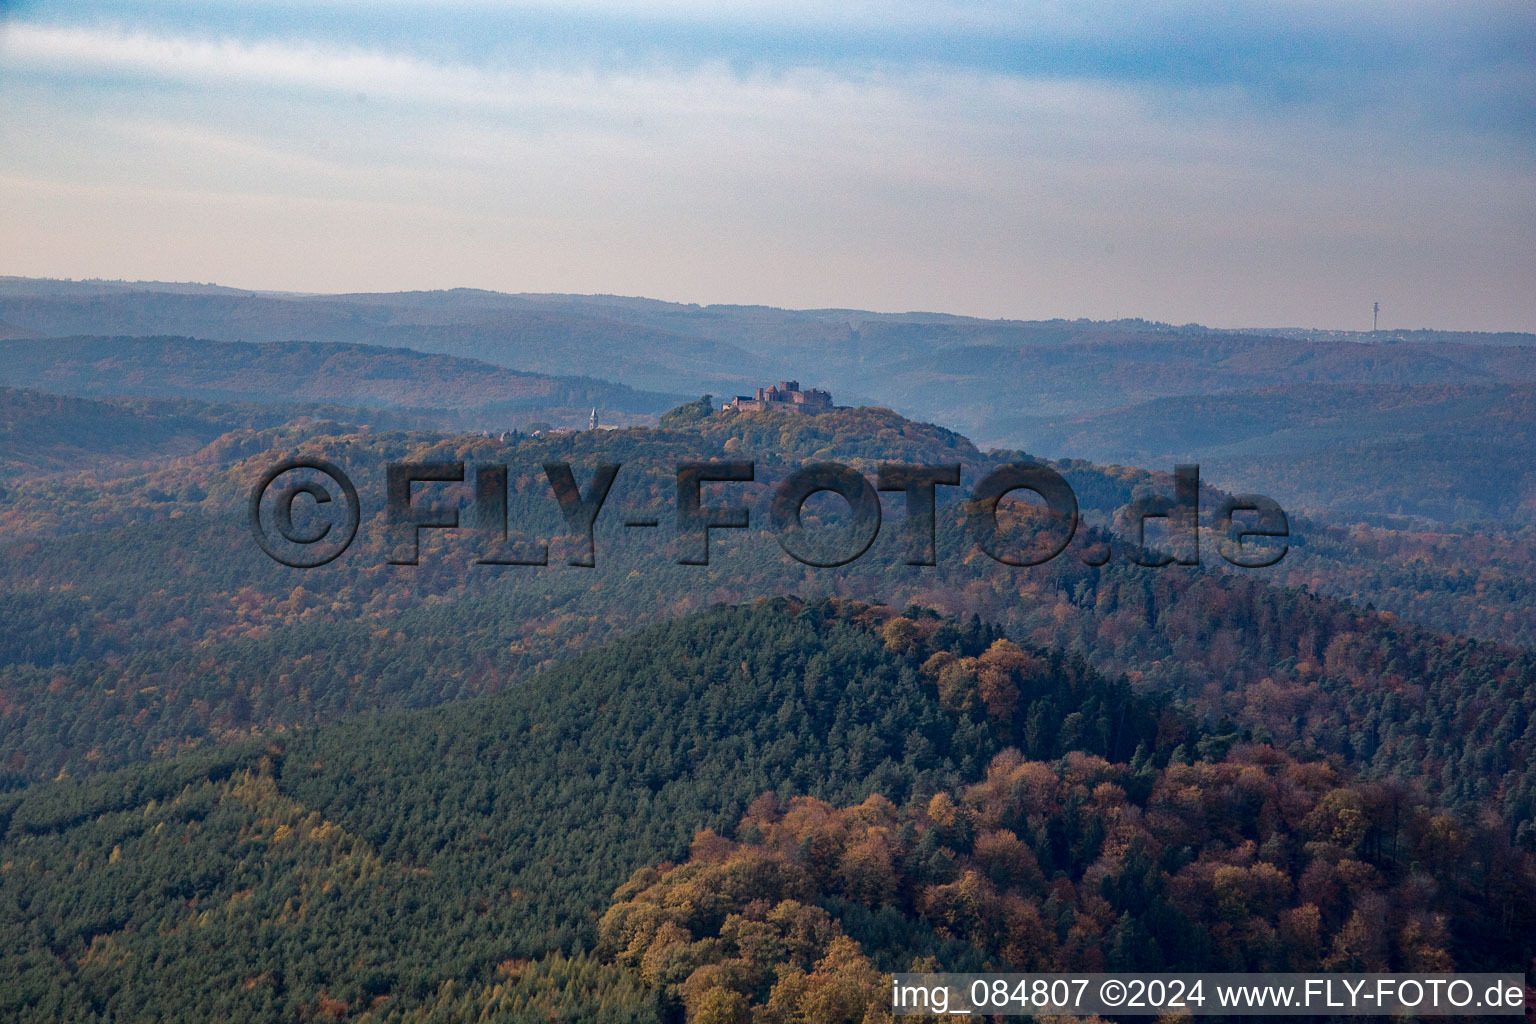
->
1373;301;1379;332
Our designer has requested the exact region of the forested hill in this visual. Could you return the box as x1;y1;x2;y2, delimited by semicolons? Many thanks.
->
0;388;235;479
2;601;1528;1023
594;750;1536;1021
0;599;1169;1022
999;381;1536;525
3;403;1535;845
4;279;1535;527
0;388;439;480
0;336;679;429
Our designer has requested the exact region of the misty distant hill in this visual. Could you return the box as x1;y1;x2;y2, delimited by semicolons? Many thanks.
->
1001;381;1536;525
0;335;681;430
3;279;1534;525
0;388;442;481
4;279;1530;427
0;389;236;478
0;284;771;395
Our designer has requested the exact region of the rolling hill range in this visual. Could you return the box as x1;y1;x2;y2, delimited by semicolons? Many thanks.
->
1002;382;1536;525
0;285;771;398
0;388;441;481
0;389;241;480
1;295;1534;1019
3;278;1533;526
1;401;1533;851
2;601;1529;1022
4;281;1532;420
0;336;680;432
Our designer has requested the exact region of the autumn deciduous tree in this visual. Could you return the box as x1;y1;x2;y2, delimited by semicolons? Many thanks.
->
592;742;1533;1021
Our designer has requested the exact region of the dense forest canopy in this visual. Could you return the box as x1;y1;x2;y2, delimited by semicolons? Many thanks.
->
3;601;1528;1022
2;403;1533;847
1;309;1534;1021
0;600;1150;1020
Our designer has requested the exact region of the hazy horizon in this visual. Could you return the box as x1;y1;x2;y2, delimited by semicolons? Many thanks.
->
3;1;1533;332
7;272;1536;338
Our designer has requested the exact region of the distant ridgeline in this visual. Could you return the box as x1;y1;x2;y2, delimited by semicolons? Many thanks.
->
0;336;683;433
4;280;1535;524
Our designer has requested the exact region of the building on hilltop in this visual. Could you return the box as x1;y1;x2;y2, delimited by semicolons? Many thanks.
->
726;380;834;414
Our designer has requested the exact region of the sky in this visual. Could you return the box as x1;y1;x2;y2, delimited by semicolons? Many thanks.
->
0;1;1532;330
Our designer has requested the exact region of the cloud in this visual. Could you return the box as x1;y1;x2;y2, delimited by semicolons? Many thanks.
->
5;3;1531;170
0;22;1185;154
3;16;1527;152
0;7;1530;327
3;23;513;104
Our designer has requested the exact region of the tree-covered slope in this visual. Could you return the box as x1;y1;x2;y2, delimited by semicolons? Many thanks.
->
3;404;1535;844
5;601;1525;1023
0;388;442;482
588;744;1535;1022
1000;382;1536;526
0;336;679;429
0;600;1168;1023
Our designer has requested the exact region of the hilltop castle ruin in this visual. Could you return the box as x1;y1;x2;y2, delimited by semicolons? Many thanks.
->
726;380;834;414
